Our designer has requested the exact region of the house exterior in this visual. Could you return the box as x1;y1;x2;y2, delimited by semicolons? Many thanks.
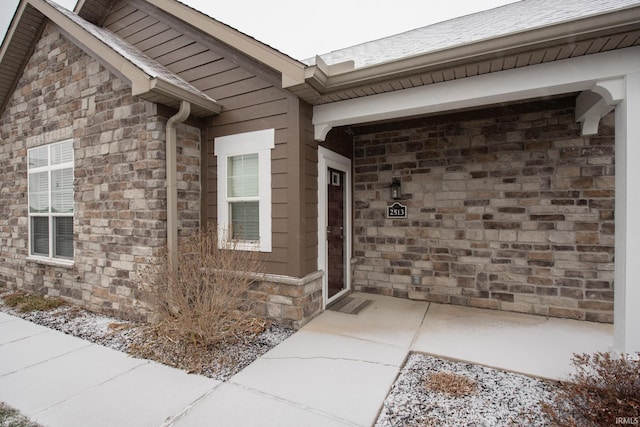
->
0;0;639;353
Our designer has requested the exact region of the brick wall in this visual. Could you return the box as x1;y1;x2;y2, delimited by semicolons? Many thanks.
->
0;26;201;320
352;97;615;322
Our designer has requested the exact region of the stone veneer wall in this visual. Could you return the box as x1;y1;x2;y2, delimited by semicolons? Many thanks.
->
352;98;615;322
247;271;323;329
0;26;201;320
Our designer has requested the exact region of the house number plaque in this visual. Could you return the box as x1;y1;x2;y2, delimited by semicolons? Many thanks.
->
387;202;407;219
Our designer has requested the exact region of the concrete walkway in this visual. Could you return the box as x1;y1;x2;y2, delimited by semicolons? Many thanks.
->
0;293;612;426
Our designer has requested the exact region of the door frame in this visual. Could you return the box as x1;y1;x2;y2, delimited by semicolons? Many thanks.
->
318;146;352;308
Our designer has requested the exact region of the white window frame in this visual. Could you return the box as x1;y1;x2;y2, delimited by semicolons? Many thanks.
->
27;139;74;265
215;129;274;252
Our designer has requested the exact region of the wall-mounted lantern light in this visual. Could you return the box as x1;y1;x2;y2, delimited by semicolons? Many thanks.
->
390;178;402;200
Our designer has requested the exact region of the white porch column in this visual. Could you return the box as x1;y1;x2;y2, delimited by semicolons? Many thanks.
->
614;71;640;354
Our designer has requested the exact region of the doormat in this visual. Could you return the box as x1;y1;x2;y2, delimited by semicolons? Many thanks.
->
328;297;373;315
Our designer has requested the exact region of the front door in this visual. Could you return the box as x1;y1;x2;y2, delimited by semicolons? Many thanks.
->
318;147;351;307
327;168;345;299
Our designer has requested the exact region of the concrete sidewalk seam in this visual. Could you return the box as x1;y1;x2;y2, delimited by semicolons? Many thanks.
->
0;339;94;379
227;381;362;427
32;359;150;417
161;382;224;427
262;355;401;369
0;328;50;347
408;302;431;351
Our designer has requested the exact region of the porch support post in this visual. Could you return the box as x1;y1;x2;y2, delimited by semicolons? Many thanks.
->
614;71;640;354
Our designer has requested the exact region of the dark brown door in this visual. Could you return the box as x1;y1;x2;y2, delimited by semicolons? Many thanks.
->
327;168;346;298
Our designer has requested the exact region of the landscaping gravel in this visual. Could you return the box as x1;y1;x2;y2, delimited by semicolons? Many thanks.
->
0;290;293;381
376;353;558;427
0;402;42;427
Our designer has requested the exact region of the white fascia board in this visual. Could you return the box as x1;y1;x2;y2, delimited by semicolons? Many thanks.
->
313;46;640;140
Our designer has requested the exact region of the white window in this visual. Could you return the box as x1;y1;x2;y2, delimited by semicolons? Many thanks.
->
215;129;274;252
27;140;74;263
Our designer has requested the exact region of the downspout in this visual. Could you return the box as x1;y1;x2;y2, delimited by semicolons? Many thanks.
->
166;100;191;268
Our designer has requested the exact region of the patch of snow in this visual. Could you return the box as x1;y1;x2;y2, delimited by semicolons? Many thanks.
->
376;353;557;427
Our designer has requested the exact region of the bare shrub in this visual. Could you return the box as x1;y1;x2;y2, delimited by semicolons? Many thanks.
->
140;225;264;347
541;352;640;426
424;371;477;397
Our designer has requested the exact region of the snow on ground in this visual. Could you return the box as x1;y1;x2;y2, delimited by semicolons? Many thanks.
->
377;353;557;427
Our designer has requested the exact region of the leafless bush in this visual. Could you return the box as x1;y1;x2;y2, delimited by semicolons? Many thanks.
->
140;225;264;347
541;352;640;426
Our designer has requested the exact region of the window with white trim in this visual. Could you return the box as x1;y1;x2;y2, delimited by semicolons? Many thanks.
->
28;140;74;262
215;129;274;252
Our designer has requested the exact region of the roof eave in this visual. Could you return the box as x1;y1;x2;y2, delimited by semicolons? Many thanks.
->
0;0;221;119
307;5;640;95
0;1;46;115
146;78;223;116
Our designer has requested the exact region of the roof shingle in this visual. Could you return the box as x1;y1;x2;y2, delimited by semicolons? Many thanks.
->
47;0;217;104
307;0;640;68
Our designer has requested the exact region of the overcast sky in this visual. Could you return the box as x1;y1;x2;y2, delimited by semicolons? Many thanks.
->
2;0;519;61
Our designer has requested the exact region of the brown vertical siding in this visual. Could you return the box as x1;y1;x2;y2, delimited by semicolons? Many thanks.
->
285;97;303;277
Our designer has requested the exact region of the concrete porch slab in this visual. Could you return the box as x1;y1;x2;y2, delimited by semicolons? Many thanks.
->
263;328;408;364
174;383;354;427
231;329;406;426
413;303;613;379
305;292;428;348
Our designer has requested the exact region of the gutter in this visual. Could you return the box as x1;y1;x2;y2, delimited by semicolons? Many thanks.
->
165;100;191;267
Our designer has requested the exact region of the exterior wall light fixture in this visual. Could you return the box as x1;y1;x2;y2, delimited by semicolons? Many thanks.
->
390;178;402;200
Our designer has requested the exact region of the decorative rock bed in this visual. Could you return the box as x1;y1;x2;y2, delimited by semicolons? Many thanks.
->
376;353;558;426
